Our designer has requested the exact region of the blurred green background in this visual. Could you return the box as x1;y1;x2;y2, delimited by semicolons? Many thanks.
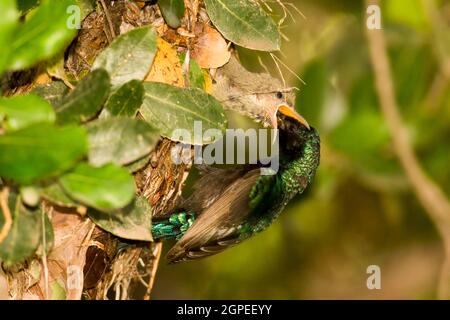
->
153;0;450;299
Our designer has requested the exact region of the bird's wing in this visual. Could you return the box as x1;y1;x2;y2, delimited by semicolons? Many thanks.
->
180;165;251;214
166;169;270;263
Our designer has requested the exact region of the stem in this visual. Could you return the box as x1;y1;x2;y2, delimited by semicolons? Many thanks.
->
365;0;450;299
0;188;12;244
143;242;163;300
99;0;116;41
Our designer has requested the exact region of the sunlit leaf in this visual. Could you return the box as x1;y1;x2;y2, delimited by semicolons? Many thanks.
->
92;26;157;86
384;0;428;31
86;117;160;166
0;94;55;130
141;82;227;145
204;0;280;51
0;124;88;184
89;196;153;241
0;0;18;75
8;0;78;71
59;163;135;211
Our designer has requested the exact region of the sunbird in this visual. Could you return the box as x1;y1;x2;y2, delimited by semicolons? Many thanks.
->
151;56;320;263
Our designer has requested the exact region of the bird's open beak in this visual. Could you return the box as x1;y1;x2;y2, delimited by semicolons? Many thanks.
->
267;104;310;130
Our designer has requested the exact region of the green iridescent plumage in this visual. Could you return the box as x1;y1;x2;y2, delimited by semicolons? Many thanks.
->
152;212;196;240
239;126;320;239
151;117;320;263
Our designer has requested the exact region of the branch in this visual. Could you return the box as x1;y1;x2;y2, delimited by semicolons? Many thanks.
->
421;0;450;112
143;242;163;300
0;188;12;244
365;0;450;299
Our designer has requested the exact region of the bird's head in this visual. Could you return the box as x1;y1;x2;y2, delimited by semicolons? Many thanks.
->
212;55;310;131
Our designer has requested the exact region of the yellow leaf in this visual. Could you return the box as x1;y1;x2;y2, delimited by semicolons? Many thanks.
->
203;69;213;94
145;37;185;87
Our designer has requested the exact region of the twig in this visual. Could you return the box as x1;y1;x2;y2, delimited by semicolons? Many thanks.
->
421;0;450;112
365;0;450;299
270;53;306;85
423;71;448;112
143;242;163;300
99;0;116;41
421;0;450;79
41;206;52;300
0;188;12;244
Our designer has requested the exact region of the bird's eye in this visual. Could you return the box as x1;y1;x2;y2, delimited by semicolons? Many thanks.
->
275;91;283;99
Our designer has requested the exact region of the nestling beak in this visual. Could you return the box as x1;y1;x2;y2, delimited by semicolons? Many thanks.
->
266;103;310;130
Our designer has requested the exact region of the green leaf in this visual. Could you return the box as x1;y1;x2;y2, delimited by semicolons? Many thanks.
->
36;210;54;256
159;0;185;29
17;0;40;13
32;81;69;107
391;46;434;113
56;69;111;124
204;0;280;51
8;0;78;71
92;26;157;86
0;123;88;184
0;0;19;75
100;80;144;119
50;279;66;300
384;0;428;31
126;155;150;173
329;111;396;173
179;53;205;89
76;0;97;21
59;163;135;211
89;196;153;241
0;94;55;130
296;58;328;128
330;112;389;157
86;117;160;166
188;59;205;90
141;82;227;145
47;55;75;87
0;193;42;266
40;182;79;208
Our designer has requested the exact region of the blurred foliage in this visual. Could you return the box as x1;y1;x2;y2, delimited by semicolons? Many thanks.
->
154;0;450;299
0;4;230;267
0;0;448;300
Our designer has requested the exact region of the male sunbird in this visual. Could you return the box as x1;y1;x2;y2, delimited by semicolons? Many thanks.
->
151;56;321;263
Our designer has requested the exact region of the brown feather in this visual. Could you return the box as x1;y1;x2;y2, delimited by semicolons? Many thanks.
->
166;169;262;262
